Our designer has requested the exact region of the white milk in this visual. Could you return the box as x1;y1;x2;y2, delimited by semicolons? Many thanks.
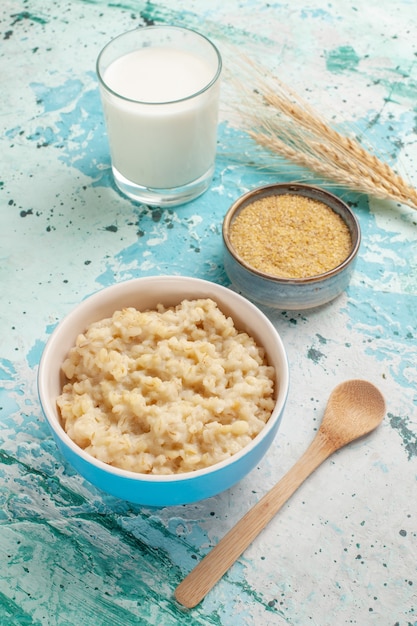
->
100;47;220;189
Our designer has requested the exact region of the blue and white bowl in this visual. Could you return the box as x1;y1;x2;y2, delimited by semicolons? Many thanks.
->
38;276;289;507
223;183;361;310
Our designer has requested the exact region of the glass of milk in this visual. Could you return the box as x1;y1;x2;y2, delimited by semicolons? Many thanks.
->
96;26;222;207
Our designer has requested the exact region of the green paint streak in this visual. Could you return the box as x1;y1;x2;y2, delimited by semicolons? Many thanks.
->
0;449;85;507
388;413;417;459
225;572;287;621
0;445;222;622
84;0;275;50
382;78;417;104
0;449;15;466
139;1;187;25
79;511;179;569
138;2;273;47
0;590;40;626
10;11;48;26
307;347;326;363
88;0;275;49
2;516;220;625
70;513;223;624
326;45;360;73
0;443;272;623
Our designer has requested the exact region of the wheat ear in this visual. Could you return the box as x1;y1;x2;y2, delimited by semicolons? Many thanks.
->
225;56;417;211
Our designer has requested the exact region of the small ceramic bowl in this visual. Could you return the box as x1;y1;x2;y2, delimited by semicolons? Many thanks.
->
38;276;289;507
223;183;361;310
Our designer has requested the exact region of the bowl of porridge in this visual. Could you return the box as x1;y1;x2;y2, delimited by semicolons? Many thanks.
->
223;183;361;310
38;276;289;506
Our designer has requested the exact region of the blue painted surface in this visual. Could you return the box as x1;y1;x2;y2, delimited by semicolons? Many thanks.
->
1;0;416;624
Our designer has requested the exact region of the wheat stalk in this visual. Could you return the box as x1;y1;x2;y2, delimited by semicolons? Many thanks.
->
224;55;417;211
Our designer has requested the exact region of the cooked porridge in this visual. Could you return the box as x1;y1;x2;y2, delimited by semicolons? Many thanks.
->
57;298;276;475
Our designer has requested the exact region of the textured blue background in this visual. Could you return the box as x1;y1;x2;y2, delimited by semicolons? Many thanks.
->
1;1;416;624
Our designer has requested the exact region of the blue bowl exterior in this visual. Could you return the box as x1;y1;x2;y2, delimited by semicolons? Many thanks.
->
224;246;358;310
46;398;286;507
38;276;290;507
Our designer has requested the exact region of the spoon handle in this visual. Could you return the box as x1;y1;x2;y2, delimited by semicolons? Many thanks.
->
175;429;333;608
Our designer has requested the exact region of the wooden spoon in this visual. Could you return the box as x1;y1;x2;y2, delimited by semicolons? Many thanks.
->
175;379;386;608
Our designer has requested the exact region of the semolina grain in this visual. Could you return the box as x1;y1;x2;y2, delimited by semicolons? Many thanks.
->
229;193;352;279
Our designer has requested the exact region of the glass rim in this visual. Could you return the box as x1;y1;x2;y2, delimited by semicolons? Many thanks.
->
96;24;222;105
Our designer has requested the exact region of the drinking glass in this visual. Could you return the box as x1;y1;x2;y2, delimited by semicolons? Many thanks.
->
97;25;222;207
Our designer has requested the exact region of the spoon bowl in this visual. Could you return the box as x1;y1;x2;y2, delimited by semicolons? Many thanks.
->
175;379;386;608
315;379;386;454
